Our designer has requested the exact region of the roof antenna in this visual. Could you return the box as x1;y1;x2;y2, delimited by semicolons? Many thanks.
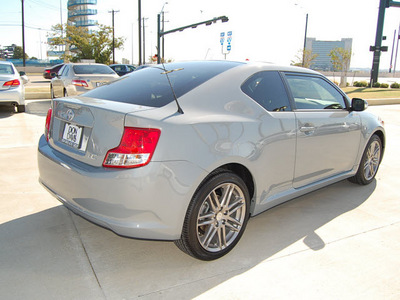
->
157;51;184;114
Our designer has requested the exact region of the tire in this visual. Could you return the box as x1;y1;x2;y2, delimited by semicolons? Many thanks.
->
50;85;55;99
348;134;382;185
175;171;250;260
17;104;25;113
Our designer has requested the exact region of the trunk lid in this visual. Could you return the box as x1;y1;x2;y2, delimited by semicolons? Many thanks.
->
49;97;154;167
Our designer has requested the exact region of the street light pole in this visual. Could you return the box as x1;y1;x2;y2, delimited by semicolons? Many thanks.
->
157;15;229;64
302;13;308;68
21;0;26;67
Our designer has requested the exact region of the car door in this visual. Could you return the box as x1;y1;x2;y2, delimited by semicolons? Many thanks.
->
284;73;362;188
241;71;297;200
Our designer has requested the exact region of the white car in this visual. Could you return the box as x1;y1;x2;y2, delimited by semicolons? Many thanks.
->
0;61;28;113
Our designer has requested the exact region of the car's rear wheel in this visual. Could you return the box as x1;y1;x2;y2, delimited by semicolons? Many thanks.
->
349;134;382;185
175;171;250;260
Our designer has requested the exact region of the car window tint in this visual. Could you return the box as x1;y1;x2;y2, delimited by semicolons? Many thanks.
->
83;61;242;107
0;65;14;74
285;75;346;110
241;71;291;111
73;65;115;75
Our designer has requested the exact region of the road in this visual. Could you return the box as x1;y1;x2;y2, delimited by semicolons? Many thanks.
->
0;102;399;299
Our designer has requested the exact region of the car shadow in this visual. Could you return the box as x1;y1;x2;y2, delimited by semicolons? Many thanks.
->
0;179;376;298
0;100;50;118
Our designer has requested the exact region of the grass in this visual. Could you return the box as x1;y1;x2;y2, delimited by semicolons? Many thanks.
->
342;87;400;99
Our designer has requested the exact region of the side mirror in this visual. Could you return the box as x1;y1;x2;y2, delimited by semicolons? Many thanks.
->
351;98;368;112
19;71;29;84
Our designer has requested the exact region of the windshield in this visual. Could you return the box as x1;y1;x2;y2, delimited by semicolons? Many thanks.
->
0;64;15;75
82;61;242;107
73;64;115;75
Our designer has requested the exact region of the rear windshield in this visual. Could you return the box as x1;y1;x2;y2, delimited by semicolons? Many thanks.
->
82;61;242;107
73;65;115;75
0;64;15;75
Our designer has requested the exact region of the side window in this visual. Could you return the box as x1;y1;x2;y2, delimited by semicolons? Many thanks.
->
241;71;291;112
285;75;346;110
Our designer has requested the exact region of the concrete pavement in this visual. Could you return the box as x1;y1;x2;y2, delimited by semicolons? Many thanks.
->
0;102;399;299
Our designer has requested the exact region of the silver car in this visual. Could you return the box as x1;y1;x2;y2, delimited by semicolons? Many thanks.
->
38;61;385;260
50;63;119;98
0;61;28;113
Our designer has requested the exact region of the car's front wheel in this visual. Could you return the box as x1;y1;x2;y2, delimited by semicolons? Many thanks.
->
349;134;383;185
175;171;250;260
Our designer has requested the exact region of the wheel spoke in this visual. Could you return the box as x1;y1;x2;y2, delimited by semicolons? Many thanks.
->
201;224;218;248
220;184;235;208
228;197;244;214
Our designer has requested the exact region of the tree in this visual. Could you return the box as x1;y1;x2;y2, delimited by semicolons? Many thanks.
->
291;49;318;69
328;47;352;87
12;46;28;59
48;24;124;64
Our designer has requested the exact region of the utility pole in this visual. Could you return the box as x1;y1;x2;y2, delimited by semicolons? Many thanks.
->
108;9;120;64
138;0;142;65
142;18;148;64
21;0;26;67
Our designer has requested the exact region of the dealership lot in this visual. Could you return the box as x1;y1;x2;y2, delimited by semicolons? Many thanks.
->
1;101;399;299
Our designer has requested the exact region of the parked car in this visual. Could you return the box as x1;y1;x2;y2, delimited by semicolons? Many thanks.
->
43;63;64;79
50;63;119;98
38;61;385;260
0;61;28;113
109;64;136;76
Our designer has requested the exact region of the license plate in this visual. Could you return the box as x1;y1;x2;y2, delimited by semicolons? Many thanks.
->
61;123;83;149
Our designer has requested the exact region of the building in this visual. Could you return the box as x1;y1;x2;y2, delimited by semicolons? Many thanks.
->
67;0;98;27
305;38;352;71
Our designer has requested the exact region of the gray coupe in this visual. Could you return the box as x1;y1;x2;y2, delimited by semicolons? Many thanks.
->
38;61;385;260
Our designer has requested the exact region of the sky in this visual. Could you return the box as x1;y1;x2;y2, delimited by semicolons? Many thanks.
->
1;0;400;70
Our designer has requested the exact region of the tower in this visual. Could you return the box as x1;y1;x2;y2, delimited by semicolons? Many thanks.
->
67;0;98;27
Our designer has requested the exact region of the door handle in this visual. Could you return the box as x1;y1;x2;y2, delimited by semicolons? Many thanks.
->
300;126;315;132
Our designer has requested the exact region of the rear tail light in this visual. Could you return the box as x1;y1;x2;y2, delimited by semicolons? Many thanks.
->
3;79;20;87
103;127;161;168
72;79;88;87
45;108;52;141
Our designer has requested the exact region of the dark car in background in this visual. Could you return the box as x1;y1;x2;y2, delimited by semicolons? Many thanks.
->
43;63;64;79
109;64;136;76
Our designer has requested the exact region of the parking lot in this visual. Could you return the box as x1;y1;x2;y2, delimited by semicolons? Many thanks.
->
1;101;399;299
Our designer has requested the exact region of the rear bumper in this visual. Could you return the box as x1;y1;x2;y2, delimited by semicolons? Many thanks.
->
37;134;206;240
0;87;25;105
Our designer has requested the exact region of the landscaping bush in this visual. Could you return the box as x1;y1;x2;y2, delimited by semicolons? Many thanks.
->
354;81;369;87
390;82;400;88
380;83;389;88
372;82;381;88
